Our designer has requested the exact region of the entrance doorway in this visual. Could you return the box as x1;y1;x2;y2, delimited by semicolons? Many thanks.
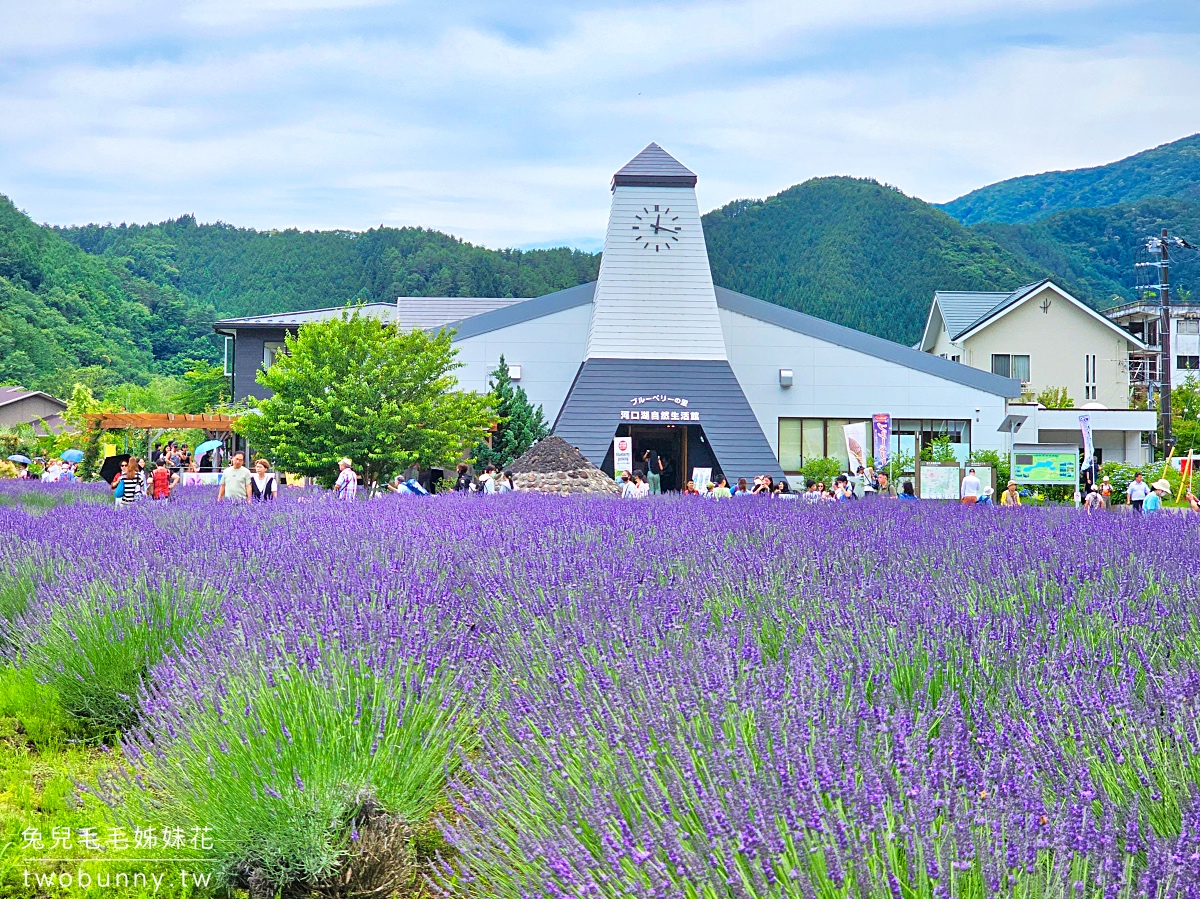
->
601;424;721;491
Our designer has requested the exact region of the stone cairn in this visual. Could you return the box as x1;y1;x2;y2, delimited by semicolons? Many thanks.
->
509;436;621;496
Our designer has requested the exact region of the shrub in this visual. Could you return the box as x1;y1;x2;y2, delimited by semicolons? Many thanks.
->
14;578;218;739
115;651;473;897
799;457;843;487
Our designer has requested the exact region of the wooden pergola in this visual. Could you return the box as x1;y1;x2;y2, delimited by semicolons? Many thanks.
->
84;413;238;433
84;413;240;462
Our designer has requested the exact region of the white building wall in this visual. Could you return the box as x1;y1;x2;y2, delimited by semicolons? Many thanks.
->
720;308;1011;457
452;304;591;423
585;185;727;361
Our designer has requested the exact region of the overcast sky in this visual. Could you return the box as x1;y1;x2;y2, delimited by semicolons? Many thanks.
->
2;0;1198;251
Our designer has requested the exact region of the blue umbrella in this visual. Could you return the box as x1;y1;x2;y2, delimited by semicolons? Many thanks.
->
7;454;31;465
194;439;224;457
60;449;84;463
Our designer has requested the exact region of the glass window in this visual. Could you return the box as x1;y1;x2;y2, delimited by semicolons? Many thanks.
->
991;354;1011;378
1011;355;1030;382
1179;356;1200;371
802;419;825;463
778;419;803;472
826;420;849;469
1178;320;1199;335
223;336;233;377
263;341;285;369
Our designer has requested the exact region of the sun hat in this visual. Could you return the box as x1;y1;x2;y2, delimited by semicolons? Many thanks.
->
1152;479;1171;492
983;486;994;496
1102;475;1110;482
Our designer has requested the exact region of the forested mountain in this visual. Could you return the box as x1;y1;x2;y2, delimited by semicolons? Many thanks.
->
8;130;1198;397
976;197;1200;307
702;177;1051;344
0;194;219;396
61;218;600;319
941;133;1200;225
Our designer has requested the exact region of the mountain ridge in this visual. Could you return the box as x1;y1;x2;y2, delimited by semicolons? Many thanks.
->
940;132;1200;225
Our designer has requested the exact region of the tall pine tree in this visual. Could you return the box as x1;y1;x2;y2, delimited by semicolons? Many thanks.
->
474;355;549;469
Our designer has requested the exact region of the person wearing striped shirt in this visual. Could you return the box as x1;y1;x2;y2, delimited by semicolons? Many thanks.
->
112;458;144;508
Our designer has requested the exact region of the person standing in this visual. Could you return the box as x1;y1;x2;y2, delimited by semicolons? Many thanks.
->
643;449;663;496
250;458;277;502
1142;478;1170;514
112;457;144;508
875;472;898;498
150;458;178;501
711;477;732;499
1127;472;1150;512
453;462;472;493
1084;485;1104;513
333;457;358;501
1100;475;1114;509
960;468;982;505
217;452;253;503
1001;481;1021;507
480;464;497;494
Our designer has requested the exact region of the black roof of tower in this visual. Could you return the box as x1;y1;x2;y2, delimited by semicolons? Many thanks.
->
611;143;698;190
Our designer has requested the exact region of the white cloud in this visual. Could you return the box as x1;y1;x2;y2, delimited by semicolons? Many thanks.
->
0;0;1195;247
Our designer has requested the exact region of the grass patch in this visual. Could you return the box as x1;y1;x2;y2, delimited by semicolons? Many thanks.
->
0;668;214;898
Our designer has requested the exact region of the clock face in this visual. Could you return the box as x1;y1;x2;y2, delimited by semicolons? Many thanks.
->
631;204;681;252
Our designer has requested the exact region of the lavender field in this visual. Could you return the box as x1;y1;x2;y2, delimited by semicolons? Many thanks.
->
3;483;1200;898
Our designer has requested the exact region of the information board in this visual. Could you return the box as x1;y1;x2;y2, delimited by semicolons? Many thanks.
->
1012;446;1077;485
918;464;960;500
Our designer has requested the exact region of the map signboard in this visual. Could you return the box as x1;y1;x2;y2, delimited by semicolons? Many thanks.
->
1012;444;1078;485
918;463;960;500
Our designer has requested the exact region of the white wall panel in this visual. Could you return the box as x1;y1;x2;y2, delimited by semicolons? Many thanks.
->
586;186;727;361
453;304;591;423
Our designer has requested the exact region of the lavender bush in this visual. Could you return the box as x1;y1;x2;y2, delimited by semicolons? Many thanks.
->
2;488;1200;897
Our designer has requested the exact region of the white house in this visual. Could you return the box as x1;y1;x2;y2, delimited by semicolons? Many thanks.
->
919;280;1147;410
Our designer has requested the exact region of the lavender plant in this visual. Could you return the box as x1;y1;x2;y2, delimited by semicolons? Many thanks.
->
3;486;1200;897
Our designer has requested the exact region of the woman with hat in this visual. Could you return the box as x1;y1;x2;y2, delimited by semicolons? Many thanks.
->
1001;481;1021;507
1142;478;1171;515
1099;475;1113;509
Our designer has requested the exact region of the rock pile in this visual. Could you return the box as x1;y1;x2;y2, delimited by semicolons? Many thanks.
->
509;436;621;496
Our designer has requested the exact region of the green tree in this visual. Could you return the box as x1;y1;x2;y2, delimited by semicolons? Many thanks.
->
236;312;493;487
1036;386;1075;409
175;360;230;413
473;355;548;469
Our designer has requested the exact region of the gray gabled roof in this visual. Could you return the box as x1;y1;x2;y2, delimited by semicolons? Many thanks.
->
949;280;1048;340
213;303;397;328
934;290;1018;340
0;386;66;410
446;282;597;339
612;143;698;190
713;287;1023;397
213;297;526;332
443;281;1021;398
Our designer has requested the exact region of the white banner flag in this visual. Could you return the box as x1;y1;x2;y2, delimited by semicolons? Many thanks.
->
843;421;868;473
1079;414;1094;470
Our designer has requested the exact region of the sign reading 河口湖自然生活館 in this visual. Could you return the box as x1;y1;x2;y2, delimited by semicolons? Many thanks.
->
620;409;699;422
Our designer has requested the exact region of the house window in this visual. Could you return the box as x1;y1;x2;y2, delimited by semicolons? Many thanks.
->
223;336;234;377
263;341;285;369
990;354;1029;382
950;355;960;363
1011;355;1030;382
1178;320;1200;336
1179;356;1200;371
1084;353;1097;400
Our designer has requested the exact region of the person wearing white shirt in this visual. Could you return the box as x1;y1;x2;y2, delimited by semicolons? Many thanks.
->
961;467;982;505
1126;472;1150;512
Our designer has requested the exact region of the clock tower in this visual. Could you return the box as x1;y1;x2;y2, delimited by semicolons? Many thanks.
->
553;144;784;482
584;143;728;362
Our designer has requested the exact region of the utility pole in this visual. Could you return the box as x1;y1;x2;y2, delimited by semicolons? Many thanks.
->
1160;228;1173;452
